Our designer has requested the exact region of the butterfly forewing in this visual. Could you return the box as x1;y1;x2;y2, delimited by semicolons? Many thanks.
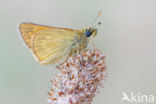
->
19;23;78;65
19;23;53;48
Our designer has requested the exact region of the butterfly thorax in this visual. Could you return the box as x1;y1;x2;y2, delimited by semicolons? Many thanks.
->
70;27;97;55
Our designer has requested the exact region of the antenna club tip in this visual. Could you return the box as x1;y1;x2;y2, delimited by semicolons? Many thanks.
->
98;11;102;16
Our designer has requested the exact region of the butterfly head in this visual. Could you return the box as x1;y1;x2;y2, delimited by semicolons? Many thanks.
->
85;27;97;38
84;11;101;38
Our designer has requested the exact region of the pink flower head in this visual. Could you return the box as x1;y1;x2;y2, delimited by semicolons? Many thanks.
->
48;49;107;104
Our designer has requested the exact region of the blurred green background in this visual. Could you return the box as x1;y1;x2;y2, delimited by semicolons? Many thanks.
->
0;0;156;104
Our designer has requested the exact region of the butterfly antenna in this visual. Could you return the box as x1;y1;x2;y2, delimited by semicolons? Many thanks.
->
91;11;102;25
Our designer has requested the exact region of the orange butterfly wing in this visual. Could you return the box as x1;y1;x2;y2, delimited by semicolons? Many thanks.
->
19;23;78;65
19;23;73;49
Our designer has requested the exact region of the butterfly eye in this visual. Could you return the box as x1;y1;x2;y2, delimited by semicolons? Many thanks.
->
85;30;92;37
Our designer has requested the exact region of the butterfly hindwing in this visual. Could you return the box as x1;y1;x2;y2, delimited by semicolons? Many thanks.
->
32;28;77;65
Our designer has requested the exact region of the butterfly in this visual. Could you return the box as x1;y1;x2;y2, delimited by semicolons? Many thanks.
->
19;12;101;65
